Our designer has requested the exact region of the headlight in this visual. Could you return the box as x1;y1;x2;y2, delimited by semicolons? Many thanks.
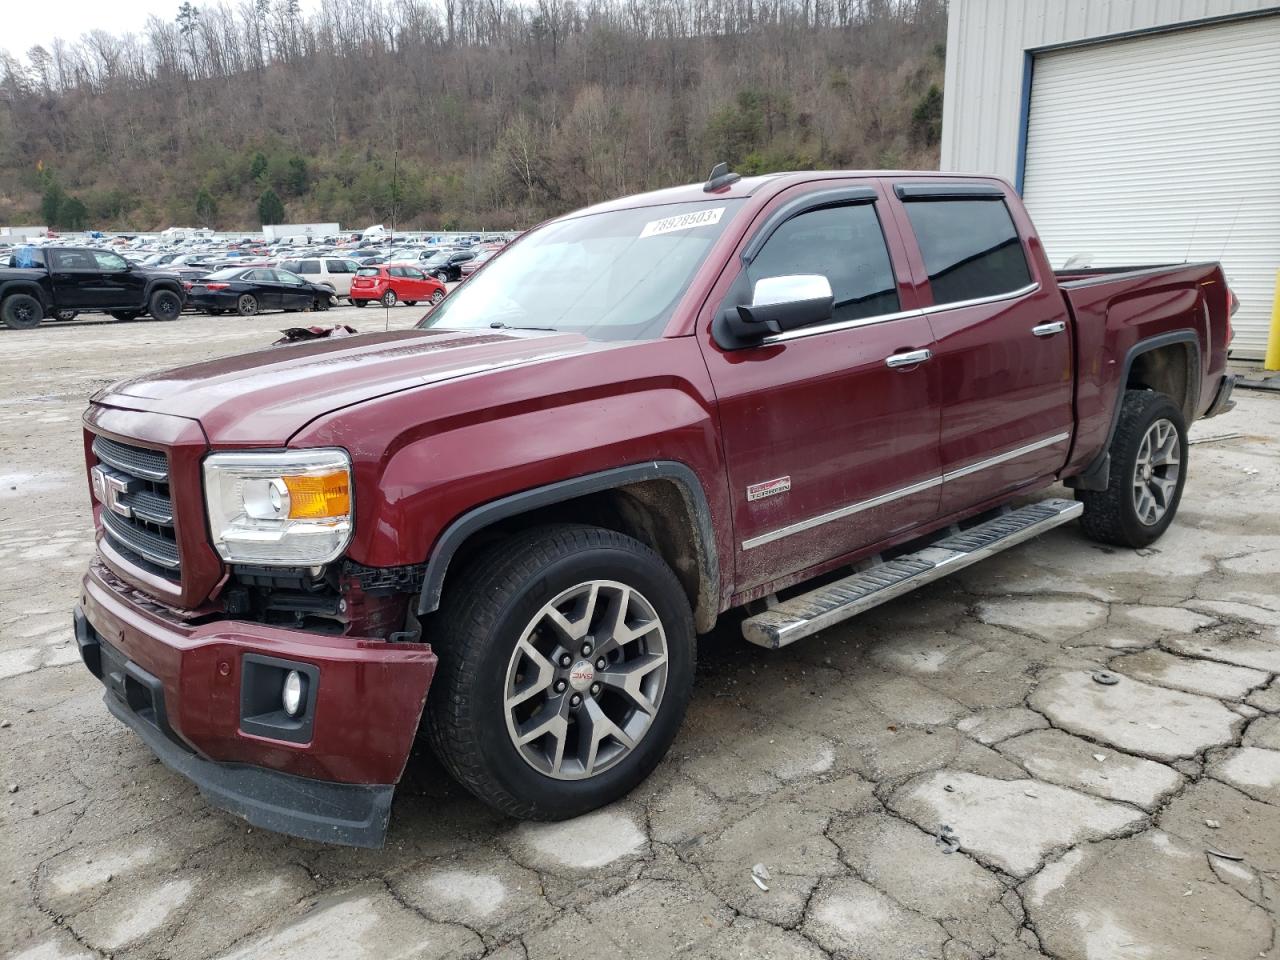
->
203;449;353;565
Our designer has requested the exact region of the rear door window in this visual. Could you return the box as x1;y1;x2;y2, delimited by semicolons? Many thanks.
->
747;203;900;324
901;199;1032;305
326;260;350;273
296;259;321;275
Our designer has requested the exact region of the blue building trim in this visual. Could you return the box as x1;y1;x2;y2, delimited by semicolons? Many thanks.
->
1014;50;1034;196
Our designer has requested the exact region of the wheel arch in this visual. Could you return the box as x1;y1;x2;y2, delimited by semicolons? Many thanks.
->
418;462;721;633
1067;330;1199;492
0;281;51;309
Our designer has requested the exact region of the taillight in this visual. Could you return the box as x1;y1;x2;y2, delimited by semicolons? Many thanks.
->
205;282;231;291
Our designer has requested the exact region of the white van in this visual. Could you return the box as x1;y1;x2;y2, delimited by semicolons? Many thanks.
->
276;257;364;300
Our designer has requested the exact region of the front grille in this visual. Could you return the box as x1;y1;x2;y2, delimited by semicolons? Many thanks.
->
92;436;181;580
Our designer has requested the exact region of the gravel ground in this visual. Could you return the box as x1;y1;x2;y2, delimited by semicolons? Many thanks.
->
2;308;1279;960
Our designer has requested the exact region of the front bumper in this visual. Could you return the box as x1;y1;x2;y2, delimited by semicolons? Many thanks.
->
76;562;437;847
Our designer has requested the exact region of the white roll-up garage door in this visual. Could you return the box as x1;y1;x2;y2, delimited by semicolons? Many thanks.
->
1023;15;1280;359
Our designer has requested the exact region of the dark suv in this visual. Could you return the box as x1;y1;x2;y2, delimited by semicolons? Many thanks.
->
422;249;476;282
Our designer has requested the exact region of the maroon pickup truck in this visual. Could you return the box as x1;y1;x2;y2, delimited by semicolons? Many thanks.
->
74;168;1236;846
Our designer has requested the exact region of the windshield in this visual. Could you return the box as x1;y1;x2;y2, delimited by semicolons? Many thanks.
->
420;199;743;341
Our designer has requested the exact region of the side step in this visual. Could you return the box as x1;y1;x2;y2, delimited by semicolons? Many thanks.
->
741;498;1083;649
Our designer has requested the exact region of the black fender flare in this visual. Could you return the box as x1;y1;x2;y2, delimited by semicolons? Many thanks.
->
1066;329;1200;491
416;461;720;630
0;280;52;313
143;278;186;305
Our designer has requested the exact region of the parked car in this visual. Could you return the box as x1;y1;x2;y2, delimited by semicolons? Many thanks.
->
458;249;495;277
186;266;332;316
73;169;1235;847
421;249;476;281
0;246;185;328
349;264;446;307
276;257;364;300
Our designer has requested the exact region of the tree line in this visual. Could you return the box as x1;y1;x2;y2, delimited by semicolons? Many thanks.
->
0;0;946;231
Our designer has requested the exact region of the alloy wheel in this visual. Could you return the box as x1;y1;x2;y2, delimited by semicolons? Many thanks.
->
1132;417;1181;525
503;580;669;780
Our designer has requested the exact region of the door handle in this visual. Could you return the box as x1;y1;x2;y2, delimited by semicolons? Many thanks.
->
885;349;932;369
1032;321;1067;337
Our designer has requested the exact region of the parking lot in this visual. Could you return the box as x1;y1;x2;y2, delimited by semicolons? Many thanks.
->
2;310;1279;960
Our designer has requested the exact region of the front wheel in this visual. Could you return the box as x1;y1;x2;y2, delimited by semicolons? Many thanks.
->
427;524;695;820
313;296;330;312
429;289;445;305
109;310;141;322
352;299;367;308
53;309;79;321
1078;389;1188;548
148;289;182;322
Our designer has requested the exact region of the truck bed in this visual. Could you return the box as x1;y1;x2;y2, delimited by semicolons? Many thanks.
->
1055;259;1231;481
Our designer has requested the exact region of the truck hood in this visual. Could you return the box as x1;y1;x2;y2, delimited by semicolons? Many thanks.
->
95;328;596;445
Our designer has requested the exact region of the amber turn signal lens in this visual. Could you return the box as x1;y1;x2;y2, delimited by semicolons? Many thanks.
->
282;471;350;519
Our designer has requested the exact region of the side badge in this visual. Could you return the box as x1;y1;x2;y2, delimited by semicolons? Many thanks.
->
747;476;791;502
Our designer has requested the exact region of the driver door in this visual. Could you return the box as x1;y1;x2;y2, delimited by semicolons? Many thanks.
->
698;181;942;596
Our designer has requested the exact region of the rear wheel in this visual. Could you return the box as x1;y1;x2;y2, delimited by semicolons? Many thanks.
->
428;524;694;820
236;294;259;317
1;293;43;330
1078;389;1188;548
381;290;398;308
148;288;182;322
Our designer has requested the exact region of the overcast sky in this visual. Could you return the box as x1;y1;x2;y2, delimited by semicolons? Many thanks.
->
2;1;323;59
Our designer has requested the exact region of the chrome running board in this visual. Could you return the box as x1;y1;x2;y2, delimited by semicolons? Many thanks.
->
741;498;1083;649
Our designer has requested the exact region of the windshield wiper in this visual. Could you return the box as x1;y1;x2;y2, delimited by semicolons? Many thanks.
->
490;321;558;332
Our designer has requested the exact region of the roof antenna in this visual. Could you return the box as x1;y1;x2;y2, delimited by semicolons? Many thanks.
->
704;162;741;193
1183;209;1201;263
1217;198;1244;262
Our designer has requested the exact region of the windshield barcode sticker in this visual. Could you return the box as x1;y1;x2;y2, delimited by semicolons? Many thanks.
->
639;207;725;238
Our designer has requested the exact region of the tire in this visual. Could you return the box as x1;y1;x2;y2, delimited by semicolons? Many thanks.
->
353;299;367;308
206;308;225;316
109;310;141;322
312;296;330;312
381;290;398;308
1;293;44;330
403;300;417;306
429;290;445;305
1078;389;1188;548
236;294;259;317
148;288;182;322
53;309;79;321
427;524;695;820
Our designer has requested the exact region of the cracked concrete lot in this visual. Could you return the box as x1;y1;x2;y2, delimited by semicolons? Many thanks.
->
3;311;1280;960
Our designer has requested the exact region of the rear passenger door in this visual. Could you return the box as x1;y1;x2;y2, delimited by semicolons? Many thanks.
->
700;182;942;596
887;182;1074;517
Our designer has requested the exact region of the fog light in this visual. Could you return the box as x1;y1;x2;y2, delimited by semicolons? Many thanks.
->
282;670;304;716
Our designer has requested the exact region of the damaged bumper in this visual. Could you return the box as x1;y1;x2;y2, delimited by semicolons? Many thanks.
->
75;562;437;847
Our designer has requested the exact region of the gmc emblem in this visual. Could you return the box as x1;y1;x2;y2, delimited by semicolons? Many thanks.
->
90;465;138;518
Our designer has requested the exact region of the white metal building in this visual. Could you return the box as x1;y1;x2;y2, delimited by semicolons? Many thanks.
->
941;1;1280;359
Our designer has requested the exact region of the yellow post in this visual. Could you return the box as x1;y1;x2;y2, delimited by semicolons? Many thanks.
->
1267;268;1280;371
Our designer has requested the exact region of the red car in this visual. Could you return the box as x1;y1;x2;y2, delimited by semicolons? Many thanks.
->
74;168;1234;847
349;263;446;307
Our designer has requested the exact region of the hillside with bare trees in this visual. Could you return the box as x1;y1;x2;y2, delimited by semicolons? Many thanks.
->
0;0;946;231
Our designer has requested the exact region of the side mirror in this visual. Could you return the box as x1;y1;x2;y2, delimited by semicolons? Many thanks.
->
724;275;834;339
